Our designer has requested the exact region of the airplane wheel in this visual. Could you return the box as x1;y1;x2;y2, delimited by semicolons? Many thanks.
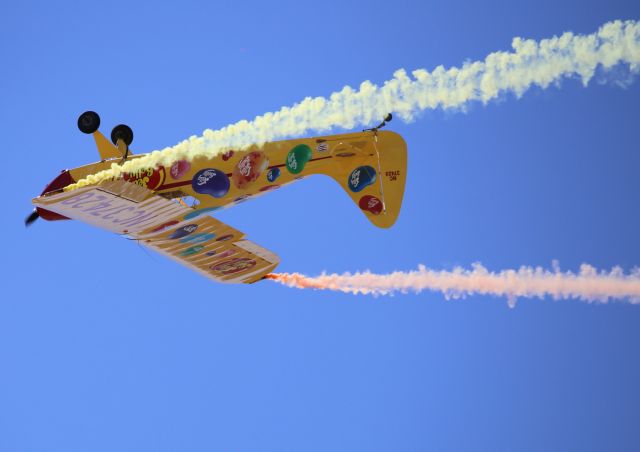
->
111;124;134;146
77;111;100;134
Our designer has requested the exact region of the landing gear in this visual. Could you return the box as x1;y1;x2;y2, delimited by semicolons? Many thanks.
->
77;111;134;161
77;111;101;134
110;124;134;146
363;113;393;132
111;124;134;161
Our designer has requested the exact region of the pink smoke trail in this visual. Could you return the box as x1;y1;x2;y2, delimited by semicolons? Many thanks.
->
265;263;640;306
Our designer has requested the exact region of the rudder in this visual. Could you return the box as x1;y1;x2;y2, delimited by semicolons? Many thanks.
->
322;130;407;229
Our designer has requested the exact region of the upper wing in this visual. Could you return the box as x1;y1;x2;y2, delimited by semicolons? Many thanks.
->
32;180;279;284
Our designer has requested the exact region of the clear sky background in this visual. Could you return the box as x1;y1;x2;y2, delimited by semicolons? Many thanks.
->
2;1;639;451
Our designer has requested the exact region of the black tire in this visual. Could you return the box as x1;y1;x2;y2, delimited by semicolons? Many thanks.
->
111;124;134;146
77;111;100;134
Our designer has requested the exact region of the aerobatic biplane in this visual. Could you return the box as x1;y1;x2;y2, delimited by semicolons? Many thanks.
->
28;112;407;284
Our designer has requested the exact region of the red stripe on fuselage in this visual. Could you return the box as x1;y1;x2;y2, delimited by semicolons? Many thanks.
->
155;155;333;191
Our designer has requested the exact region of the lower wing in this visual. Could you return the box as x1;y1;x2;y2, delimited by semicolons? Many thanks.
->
32;180;279;284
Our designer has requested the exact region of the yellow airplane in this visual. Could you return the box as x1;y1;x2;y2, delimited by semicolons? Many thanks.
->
28;111;407;284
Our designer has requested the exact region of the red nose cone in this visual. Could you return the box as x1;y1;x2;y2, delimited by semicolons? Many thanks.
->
37;170;76;221
41;170;75;196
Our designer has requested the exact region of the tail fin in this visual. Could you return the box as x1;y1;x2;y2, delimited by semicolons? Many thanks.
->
324;130;407;228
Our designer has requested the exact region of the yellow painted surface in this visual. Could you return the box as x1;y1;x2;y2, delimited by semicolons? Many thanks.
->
34;130;408;283
65;130;408;228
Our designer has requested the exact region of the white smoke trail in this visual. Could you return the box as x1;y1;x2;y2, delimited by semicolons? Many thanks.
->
265;263;640;307
67;19;640;190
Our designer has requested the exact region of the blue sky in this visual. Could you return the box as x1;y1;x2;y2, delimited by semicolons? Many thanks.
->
2;1;639;451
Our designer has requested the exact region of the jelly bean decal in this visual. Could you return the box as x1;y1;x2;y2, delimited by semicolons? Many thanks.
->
169;224;198;239
123;166;166;190
179;232;215;244
359;195;383;215
212;249;236;261
221;150;235;161
150;220;179;233
169;160;191;179
184;206;221;220
232;151;269;189
211;258;257;275
348;166;377;193
180;245;205;257
192;168;230;198
216;234;234;242
267;167;280;182
286;144;312;174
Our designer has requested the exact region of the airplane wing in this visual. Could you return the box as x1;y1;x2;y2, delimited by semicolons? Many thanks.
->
31;180;279;284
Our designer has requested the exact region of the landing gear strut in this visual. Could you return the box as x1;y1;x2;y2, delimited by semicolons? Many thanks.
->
111;124;134;162
77;111;135;161
363;113;393;132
